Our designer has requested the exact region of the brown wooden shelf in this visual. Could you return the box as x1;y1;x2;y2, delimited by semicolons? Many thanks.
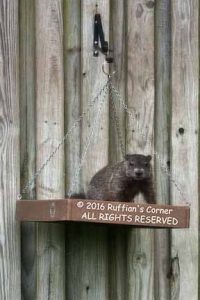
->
16;199;190;228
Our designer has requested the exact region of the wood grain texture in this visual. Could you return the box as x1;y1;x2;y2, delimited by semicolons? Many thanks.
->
126;0;154;154
66;223;108;300
170;1;199;299
126;1;155;299
0;0;21;299
19;1;36;299
109;0;126;163
154;1;171;299
108;1;127;299
81;0;109;190
2;1;199;299
16;199;190;228
67;1;110;299
63;1;82;298
35;0;65;299
64;0;81;195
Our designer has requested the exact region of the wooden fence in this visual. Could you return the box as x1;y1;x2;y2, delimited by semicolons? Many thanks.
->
0;0;199;299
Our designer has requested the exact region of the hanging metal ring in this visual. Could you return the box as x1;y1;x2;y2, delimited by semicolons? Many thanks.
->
102;61;116;78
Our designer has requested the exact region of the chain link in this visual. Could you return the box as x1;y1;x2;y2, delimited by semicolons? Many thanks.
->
18;74;187;203
17;79;110;200
108;81;126;158
68;82;109;197
110;84;187;203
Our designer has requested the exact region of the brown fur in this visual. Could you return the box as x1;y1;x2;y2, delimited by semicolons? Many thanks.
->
87;154;156;203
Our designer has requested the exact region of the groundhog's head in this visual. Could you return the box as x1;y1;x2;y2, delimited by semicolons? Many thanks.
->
125;154;152;180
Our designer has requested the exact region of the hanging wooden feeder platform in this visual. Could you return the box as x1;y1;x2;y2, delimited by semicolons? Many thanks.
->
16;199;190;228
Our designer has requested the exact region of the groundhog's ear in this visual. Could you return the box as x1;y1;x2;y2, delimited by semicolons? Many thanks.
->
146;155;152;162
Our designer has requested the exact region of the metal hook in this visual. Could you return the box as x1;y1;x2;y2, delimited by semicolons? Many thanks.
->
102;61;116;78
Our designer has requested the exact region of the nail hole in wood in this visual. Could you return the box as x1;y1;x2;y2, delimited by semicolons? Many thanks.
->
178;127;184;135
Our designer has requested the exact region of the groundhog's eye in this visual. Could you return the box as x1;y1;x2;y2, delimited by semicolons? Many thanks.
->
129;162;134;166
144;162;149;166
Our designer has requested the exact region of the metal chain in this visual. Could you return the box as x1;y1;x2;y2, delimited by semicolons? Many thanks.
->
18;71;187;203
17;79;110;200
110;83;187;203
68;81;109;198
108;81;126;158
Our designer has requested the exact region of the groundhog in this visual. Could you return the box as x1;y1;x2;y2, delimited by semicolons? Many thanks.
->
87;154;155;203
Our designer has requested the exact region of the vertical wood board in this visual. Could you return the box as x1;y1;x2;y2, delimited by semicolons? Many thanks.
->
126;1;155;299
154;1;171;299
73;1;110;299
109;0;126;163
126;0;155;154
0;0;21;299
63;1;82;299
109;1;127;300
64;0;81;195
19;0;36;299
35;0;65;299
170;1;199;299
81;0;109;190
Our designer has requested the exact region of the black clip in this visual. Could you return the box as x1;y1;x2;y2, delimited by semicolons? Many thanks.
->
93;12;114;63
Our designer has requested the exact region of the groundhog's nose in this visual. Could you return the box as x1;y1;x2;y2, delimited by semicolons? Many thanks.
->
134;168;144;176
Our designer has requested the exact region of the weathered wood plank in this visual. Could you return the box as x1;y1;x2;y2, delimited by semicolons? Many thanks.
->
0;0;21;299
108;1;127;299
63;1;82;298
16;199;190;229
126;1;155;299
19;1;36;299
35;0;65;299
170;1;199;299
67;1;110;299
64;0;81;195
81;1;109;190
154;1;171;299
109;0;126;163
